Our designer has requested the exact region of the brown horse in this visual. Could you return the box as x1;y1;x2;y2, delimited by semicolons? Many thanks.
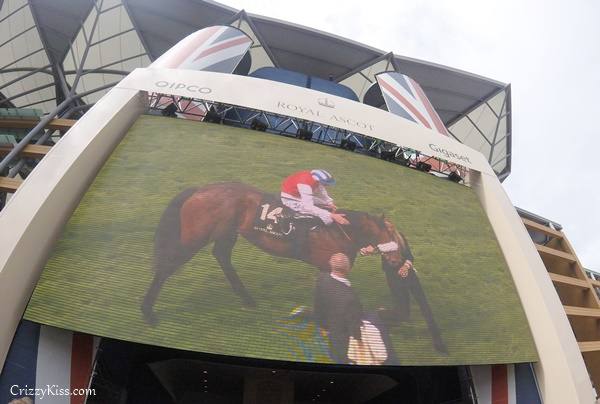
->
140;182;445;352
142;183;452;352
141;183;446;352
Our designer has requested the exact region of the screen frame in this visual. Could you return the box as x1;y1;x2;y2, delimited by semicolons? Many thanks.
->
0;68;593;402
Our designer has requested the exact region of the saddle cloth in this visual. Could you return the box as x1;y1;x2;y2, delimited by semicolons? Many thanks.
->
252;195;321;239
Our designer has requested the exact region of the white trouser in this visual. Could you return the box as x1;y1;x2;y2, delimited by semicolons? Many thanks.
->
281;195;333;225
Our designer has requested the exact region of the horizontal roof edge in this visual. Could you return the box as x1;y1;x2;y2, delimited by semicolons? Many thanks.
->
203;1;508;88
516;207;563;231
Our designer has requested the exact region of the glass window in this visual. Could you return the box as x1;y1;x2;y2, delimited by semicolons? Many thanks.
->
62;0;149;105
339;57;392;101
233;18;275;73
0;0;54;111
449;87;511;178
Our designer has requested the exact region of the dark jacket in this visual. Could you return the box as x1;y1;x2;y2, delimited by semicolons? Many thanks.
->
314;271;363;363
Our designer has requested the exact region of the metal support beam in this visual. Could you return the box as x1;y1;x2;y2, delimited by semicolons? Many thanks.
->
122;0;153;60
0;97;71;172
240;11;280;68
64;68;130;77
0;2;28;24
445;86;507;128
70;1;102;92
17;97;56;109
488;91;508;162
0;26;36;48
0;82;55;106
89;28;136;47
54;63;74;105
335;52;391;82
0;66;53;76
5;105;90;179
465;115;493;146
0;48;46;71
0;81;116;173
0;65;53;91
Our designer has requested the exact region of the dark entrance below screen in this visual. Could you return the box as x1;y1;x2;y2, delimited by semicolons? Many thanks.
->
88;338;473;404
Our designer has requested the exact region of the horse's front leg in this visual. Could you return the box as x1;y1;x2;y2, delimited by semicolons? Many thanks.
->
212;232;256;308
142;268;170;326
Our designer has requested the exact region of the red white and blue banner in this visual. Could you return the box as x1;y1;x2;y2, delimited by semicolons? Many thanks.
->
149;94;207;121
469;364;542;404
152;25;252;73
150;25;252;121
0;320;98;404
376;72;449;136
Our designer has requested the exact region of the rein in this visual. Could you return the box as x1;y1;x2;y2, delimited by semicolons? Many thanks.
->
335;223;352;241
335;212;399;255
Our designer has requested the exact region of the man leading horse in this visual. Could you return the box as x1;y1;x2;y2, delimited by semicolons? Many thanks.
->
140;175;447;353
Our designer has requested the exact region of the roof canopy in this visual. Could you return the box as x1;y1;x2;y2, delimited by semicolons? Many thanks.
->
0;0;511;178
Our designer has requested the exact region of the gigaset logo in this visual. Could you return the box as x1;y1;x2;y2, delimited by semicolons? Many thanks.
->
154;81;212;94
429;143;472;163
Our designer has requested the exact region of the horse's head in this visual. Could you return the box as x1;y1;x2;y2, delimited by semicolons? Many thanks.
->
357;214;409;267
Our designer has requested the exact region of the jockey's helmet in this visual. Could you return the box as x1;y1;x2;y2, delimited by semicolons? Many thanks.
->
311;169;336;186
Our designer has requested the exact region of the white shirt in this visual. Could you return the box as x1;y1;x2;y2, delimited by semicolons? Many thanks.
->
281;183;334;224
330;272;351;287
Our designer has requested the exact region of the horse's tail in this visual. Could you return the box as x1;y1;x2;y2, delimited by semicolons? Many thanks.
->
142;187;204;325
153;187;201;272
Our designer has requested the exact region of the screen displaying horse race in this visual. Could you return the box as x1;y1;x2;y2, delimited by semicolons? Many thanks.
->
24;115;537;366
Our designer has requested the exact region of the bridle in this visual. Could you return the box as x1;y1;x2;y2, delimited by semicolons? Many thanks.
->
376;220;404;264
363;219;401;261
335;215;402;262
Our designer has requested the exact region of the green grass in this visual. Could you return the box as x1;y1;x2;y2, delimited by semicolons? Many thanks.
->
25;115;538;365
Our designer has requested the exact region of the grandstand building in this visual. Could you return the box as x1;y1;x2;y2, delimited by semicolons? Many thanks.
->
0;1;597;403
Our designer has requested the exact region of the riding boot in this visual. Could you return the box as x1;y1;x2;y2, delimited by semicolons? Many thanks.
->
292;222;309;259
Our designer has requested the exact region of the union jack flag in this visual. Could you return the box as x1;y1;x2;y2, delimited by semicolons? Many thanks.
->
0;320;99;404
376;72;449;136
151;26;252;120
469;364;542;404
152;25;252;73
150;94;207;121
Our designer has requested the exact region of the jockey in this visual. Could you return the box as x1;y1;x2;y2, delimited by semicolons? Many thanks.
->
281;169;349;225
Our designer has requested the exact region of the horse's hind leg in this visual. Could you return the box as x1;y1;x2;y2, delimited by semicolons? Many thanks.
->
213;233;256;307
142;244;200;325
142;268;170;325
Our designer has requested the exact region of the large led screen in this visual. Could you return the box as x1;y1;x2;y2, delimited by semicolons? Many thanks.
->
25;115;537;365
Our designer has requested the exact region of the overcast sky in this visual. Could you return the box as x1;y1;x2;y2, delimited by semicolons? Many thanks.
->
226;0;600;268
